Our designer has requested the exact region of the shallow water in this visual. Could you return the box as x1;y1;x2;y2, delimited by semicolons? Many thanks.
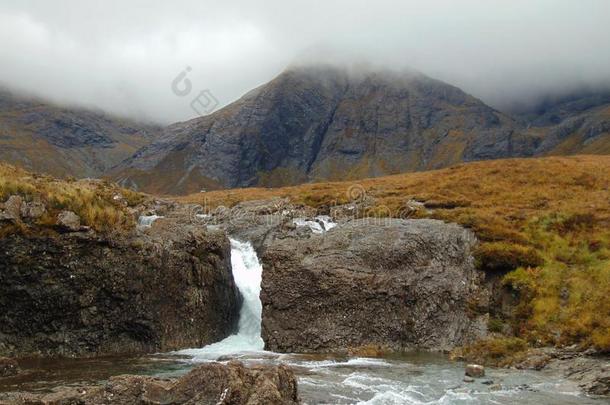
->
1;351;604;405
167;350;604;405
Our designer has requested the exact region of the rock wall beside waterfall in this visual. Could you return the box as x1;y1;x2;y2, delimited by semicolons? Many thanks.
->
260;218;489;353
0;218;240;358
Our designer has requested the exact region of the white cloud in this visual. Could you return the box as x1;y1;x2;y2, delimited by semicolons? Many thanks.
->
0;0;609;123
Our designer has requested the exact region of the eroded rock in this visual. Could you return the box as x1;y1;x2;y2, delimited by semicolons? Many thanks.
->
2;195;23;220
260;218;489;352
0;361;300;404
0;215;240;357
56;210;81;231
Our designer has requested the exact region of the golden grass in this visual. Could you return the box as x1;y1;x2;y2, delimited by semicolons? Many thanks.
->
0;163;145;234
178;155;610;351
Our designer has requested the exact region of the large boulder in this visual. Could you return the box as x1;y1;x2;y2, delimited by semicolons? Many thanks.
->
0;361;300;404
259;218;488;352
0;216;240;357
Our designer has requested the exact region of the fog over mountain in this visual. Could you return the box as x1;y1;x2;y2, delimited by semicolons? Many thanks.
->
1;0;609;124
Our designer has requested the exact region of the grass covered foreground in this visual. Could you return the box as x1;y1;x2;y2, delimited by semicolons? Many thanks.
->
179;155;610;355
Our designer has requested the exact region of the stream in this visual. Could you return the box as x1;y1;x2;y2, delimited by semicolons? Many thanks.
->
0;238;605;404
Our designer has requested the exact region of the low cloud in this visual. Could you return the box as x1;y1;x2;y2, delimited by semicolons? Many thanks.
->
1;0;609;123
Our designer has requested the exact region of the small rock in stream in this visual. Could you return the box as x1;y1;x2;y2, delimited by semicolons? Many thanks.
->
465;364;485;378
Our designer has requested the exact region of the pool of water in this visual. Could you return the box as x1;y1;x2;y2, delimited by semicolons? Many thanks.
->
1;350;604;404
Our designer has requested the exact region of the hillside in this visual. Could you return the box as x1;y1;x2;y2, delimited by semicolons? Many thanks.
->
0;89;160;178
0;162;146;234
179;155;610;352
112;65;610;195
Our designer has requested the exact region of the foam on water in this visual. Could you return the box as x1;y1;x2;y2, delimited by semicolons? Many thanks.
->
293;215;337;233
176;238;265;360
137;214;163;228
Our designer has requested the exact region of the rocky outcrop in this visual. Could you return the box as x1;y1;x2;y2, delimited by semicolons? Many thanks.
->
0;214;240;357
0;361;300;404
258;218;489;352
513;347;610;397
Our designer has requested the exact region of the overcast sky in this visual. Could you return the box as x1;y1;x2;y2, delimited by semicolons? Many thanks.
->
1;0;609;123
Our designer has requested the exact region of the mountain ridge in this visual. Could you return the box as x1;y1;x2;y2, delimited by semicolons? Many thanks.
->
1;65;609;194
111;65;537;194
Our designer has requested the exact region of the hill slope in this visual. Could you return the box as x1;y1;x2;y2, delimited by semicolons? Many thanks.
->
180;155;610;352
0;89;160;178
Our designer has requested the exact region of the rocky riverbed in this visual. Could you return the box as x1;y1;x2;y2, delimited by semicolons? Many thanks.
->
0;195;608;402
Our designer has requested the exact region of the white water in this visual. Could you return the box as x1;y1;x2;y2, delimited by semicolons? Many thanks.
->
293;215;337;234
137;214;163;228
177;238;265;360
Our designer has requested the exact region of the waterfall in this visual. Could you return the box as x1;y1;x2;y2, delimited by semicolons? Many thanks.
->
177;238;265;360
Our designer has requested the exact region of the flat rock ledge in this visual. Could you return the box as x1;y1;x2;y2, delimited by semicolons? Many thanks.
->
0;361;300;405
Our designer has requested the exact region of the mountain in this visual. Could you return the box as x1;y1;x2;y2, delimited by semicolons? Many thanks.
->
111;65;539;194
0;89;160;178
514;90;610;155
2;66;609;194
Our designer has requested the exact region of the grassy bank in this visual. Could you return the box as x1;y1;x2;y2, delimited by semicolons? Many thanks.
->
179;155;610;353
0;163;145;234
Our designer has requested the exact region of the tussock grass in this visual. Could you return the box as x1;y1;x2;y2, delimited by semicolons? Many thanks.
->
179;155;610;351
0;163;145;233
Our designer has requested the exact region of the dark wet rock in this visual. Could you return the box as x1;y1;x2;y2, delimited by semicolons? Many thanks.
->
259;218;489;352
55;210;81;231
465;364;485;378
0;361;299;405
0;214;240;358
0;357;18;378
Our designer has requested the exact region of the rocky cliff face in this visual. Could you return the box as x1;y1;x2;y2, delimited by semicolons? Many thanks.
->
112;65;538;194
0;215;240;358
0;89;160;178
186;198;490;353
258;218;488;353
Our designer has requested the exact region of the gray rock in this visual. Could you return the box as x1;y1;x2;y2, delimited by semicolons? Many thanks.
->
20;200;46;219
259;218;489;352
56;210;81;231
465;364;485;378
3;195;23;220
463;376;475;383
